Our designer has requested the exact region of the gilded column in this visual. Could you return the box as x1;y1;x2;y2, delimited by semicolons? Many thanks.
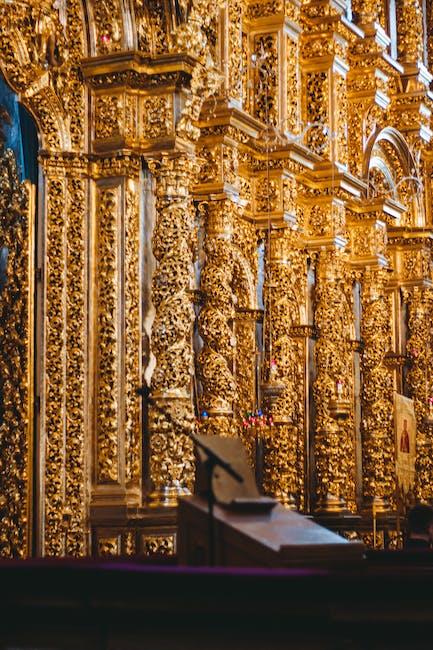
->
199;198;236;436
360;268;394;512
405;288;433;500
313;250;356;513
147;153;196;505
262;229;305;508
0;143;33;557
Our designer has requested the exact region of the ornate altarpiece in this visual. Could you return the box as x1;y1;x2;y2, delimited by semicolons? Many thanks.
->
0;0;432;557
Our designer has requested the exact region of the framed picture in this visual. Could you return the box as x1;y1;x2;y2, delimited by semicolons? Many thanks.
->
394;394;416;494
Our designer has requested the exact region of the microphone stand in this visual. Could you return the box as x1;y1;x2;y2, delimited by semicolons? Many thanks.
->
137;385;243;566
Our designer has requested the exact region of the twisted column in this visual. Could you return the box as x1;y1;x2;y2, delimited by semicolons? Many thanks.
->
313;250;355;513
198;198;236;436
360;268;394;512
405;288;433;500
147;154;196;505
262;230;305;508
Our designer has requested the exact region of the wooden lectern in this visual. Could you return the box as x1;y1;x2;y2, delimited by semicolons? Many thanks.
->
179;435;364;568
178;496;364;568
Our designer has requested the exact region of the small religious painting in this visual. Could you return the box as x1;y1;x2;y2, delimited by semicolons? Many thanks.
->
394;394;416;494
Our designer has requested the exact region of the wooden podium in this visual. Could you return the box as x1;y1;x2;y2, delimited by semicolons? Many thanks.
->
178;496;364;568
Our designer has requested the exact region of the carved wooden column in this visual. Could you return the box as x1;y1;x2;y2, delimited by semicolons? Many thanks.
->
405;287;433;500
262;229;306;508
313;249;356;513
91;154;142;511
360;267;394;512
147;153;196;506
198;198;236;436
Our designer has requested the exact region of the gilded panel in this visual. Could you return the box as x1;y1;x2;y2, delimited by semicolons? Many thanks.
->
95;184;121;485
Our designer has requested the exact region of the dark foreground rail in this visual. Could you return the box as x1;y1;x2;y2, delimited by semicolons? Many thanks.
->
0;555;432;649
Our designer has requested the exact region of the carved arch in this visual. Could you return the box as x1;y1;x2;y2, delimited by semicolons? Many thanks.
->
363;126;424;225
0;0;88;151
363;127;419;180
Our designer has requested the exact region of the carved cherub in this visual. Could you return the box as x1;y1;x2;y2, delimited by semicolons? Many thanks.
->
31;0;66;68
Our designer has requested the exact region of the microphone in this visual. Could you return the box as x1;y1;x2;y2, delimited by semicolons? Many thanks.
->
136;385;151;400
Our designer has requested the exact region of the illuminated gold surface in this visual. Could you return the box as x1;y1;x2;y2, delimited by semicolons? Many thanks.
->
0;0;431;555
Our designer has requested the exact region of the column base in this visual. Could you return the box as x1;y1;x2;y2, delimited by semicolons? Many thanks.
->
362;495;391;515
315;492;348;515
147;481;191;508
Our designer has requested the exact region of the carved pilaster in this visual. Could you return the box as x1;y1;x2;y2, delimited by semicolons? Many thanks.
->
313;250;356;513
147;153;197;506
198;198;237;436
92;155;142;508
40;154;90;557
360;268;394;512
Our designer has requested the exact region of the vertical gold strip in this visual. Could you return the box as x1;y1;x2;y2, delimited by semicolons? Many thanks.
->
124;179;141;492
44;175;67;556
95;184;121;485
65;174;87;555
